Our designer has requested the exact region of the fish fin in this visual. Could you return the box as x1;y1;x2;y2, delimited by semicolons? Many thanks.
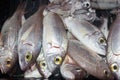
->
14;0;26;15
21;25;34;41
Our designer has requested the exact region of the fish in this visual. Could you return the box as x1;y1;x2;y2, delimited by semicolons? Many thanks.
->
43;12;68;73
60;55;86;80
36;48;52;79
64;16;107;56
24;63;42;78
18;5;46;71
107;14;120;80
67;40;114;80
0;1;25;74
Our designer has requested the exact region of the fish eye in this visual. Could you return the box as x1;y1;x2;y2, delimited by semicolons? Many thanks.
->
25;51;32;62
110;63;119;72
99;37;106;44
39;61;47;69
54;56;62;65
6;58;12;67
103;70;109;77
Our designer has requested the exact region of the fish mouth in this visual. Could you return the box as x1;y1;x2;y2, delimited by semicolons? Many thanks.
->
98;54;106;58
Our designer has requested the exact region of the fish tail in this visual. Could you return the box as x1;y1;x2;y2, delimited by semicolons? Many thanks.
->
37;5;47;15
14;0;26;16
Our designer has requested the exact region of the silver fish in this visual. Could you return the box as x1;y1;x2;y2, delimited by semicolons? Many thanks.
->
24;63;42;78
36;48;52;79
43;12;68;73
0;2;25;74
60;55;86;80
64;16;107;56
68;40;114;80
107;14;120;80
18;5;45;71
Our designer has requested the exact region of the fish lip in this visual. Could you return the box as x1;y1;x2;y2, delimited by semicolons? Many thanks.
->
98;54;106;58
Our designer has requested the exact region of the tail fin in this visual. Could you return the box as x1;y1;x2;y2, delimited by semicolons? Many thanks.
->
14;0;26;16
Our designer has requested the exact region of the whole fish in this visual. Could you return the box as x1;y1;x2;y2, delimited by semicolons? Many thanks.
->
36;48;52;79
64;16;107;56
60;55;86;80
18;5;45;71
68;40;114;80
24;63;42;78
0;2;25;74
107;14;120;80
43;12;68;73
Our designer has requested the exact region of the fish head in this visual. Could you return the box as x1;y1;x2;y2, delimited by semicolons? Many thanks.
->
60;55;86;80
90;31;107;56
36;48;52;78
18;42;36;71
0;47;17;73
97;60;114;80
107;52;120;80
37;60;52;78
45;49;65;73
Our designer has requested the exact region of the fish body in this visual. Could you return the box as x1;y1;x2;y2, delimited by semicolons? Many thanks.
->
18;5;45;71
43;12;68;73
68;40;114;80
64;16;107;56
107;14;120;80
60;55;86;80
0;2;25;73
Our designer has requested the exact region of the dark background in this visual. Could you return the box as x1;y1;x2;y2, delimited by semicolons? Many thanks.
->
0;0;49;30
